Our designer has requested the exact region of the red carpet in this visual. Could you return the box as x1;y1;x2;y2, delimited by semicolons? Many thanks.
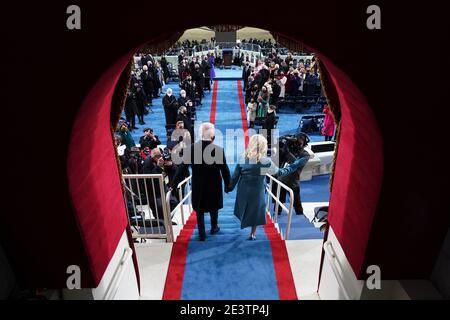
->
209;80;218;124
162;211;196;300
163;80;219;300
236;80;249;148
163;80;297;300
263;214;298;299
236;81;298;299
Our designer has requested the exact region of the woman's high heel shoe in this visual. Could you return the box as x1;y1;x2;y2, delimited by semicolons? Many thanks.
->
248;234;256;240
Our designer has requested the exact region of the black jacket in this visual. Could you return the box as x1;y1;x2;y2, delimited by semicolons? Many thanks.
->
263;111;276;130
139;135;161;150
162;95;178;125
173;141;231;212
278;148;310;189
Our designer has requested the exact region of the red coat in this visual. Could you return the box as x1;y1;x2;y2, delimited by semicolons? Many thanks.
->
322;105;336;137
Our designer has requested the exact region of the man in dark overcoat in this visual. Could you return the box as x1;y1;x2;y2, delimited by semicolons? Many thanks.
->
172;122;230;240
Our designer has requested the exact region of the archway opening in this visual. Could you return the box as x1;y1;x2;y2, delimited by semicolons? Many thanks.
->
67;25;383;299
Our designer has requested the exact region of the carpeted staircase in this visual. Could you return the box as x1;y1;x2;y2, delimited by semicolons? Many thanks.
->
163;80;298;300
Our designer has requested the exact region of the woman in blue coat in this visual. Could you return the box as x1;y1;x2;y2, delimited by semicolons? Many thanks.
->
226;134;309;240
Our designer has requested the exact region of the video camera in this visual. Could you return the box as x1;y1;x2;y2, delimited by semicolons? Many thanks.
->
279;133;310;155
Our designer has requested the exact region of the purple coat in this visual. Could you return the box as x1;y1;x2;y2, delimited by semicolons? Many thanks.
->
208;56;216;79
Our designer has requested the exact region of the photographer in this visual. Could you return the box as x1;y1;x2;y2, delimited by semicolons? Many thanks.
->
275;132;311;216
127;146;145;174
142;148;177;221
139;127;161;150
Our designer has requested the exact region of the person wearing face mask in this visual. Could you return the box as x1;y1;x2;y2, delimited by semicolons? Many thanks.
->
177;106;194;142
133;83;147;126
124;90;138;131
257;86;270;119
192;64;204;105
208;52;216;81
178;89;195;120
180;74;196;102
162;88;178;133
117;121;136;151
141;65;153;106
263;105;277;148
202;56;211;92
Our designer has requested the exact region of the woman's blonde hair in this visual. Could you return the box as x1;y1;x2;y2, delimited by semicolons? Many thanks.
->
244;134;268;163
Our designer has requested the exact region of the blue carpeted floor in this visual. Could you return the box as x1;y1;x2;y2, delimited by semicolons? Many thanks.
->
181;80;280;300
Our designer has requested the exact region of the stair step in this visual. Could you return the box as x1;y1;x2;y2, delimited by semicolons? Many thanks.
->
177;236;283;242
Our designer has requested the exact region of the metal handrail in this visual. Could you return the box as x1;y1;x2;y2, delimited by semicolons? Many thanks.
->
323;241;353;300
265;174;295;240
192;42;262;56
103;247;133;300
123;174;173;242
166;175;193;227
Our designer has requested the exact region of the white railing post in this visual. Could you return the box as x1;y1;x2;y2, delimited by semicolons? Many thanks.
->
158;175;173;243
123;174;174;242
178;186;185;226
265;174;295;240
285;189;295;240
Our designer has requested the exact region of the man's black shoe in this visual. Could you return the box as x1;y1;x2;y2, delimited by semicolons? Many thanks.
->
210;226;220;234
199;236;206;241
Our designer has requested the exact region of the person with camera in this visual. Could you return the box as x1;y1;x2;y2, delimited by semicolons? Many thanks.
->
139;127;161;150
141;148;177;222
276;132;311;216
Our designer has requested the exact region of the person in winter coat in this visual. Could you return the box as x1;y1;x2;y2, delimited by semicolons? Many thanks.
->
162;88;178;127
263;105;277;148
171;123;231;241
247;98;257;128
226;134;309;240
322;104;336;141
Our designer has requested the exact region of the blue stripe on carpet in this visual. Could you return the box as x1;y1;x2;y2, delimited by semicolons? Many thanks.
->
180;80;280;300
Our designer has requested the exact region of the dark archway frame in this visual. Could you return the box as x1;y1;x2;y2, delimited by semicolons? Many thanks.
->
67;28;383;288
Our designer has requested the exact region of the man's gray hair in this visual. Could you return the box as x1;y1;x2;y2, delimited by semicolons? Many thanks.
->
199;122;215;141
